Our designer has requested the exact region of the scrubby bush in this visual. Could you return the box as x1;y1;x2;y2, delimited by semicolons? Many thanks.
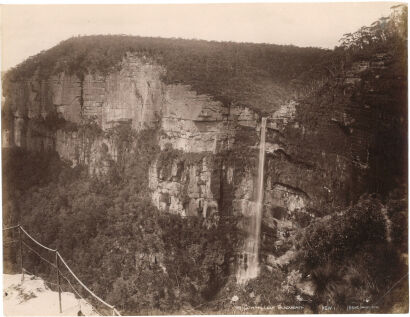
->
295;194;408;312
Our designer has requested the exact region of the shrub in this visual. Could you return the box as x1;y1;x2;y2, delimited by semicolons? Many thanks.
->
296;194;407;312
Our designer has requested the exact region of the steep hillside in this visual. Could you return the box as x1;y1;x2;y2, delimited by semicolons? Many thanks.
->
2;4;407;315
3;35;331;112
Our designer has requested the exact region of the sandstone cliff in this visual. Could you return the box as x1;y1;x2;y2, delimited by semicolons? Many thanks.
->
2;41;406;276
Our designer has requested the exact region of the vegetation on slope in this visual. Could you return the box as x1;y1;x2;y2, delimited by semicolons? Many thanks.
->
195;190;407;314
3;34;333;112
297;193;408;312
218;6;408;313
2;127;242;315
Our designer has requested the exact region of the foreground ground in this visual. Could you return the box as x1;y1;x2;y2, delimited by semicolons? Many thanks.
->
3;274;97;316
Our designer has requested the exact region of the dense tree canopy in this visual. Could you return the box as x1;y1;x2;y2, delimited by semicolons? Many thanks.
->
3;34;333;111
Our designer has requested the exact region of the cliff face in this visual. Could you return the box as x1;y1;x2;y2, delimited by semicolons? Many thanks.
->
2;49;405;270
3;54;164;146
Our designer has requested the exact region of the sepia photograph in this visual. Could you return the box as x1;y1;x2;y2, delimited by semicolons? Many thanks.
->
1;1;408;315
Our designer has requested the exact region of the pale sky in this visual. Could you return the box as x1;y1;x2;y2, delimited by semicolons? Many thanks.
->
0;2;404;71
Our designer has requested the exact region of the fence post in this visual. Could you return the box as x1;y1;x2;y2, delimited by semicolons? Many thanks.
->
56;251;62;314
18;225;24;282
112;306;116;316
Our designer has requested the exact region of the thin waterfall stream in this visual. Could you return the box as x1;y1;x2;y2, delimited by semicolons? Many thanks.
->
237;117;267;284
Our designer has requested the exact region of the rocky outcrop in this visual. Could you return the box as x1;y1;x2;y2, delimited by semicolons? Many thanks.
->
148;155;218;217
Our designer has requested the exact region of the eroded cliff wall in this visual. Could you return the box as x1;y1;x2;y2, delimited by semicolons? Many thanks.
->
2;50;404;272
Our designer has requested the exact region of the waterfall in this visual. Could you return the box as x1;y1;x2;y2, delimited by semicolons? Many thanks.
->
237;117;267;284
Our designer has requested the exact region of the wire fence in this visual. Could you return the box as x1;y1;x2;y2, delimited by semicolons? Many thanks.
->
3;225;121;316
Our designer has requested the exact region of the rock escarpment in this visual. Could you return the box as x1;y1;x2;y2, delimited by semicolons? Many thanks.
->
2;45;405;280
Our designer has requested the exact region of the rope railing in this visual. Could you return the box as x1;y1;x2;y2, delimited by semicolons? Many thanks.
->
58;269;103;316
3;239;19;246
19;226;57;252
21;269;59;287
3;225;20;231
3;225;121;316
22;241;58;269
23;267;101;315
57;252;116;311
